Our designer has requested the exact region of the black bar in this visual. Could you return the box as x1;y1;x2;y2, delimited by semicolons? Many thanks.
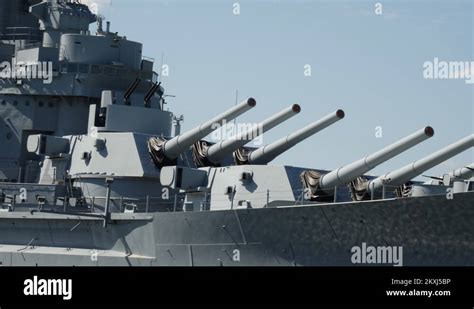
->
0;267;472;306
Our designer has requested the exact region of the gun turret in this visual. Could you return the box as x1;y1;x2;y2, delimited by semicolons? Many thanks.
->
447;163;474;181
368;134;474;193
205;104;301;164
247;109;345;165
317;126;435;193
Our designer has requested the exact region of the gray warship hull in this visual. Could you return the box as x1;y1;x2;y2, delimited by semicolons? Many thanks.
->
0;191;472;266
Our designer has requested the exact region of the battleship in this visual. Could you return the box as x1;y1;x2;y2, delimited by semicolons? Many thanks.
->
0;0;473;266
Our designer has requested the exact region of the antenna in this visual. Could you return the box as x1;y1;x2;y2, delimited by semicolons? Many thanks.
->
158;52;165;83
161;94;176;110
173;115;184;136
97;15;104;33
234;90;239;136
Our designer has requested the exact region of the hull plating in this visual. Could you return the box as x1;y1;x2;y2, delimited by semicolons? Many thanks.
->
0;192;472;266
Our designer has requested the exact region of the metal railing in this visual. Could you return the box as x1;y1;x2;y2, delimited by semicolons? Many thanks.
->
0;165;42;184
206;184;414;209
0;182;457;215
58;62;155;81
0;27;42;42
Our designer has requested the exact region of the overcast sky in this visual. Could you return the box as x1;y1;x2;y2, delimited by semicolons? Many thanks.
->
90;0;472;179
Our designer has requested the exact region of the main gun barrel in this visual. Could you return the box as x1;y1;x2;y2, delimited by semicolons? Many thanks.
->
206;104;301;164
368;134;474;192
319;126;435;192
248;109;345;165
163;98;256;159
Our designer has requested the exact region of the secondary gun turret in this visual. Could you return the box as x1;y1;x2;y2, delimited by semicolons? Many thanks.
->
243;109;345;165
367;134;474;194
425;163;474;186
446;163;474;181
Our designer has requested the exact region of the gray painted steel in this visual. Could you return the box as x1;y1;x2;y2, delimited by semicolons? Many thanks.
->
0;192;473;266
0;0;473;267
448;163;474;180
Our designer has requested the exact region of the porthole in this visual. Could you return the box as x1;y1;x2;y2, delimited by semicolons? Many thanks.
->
6;133;12;140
